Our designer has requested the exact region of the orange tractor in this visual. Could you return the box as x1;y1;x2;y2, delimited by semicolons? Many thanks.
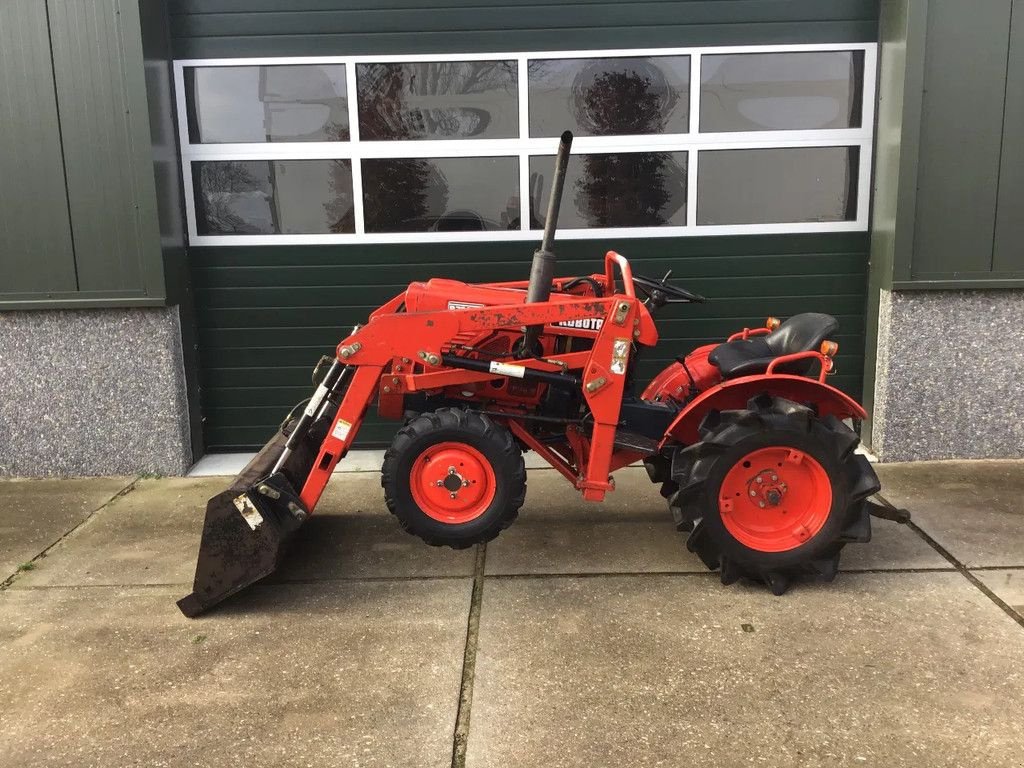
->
179;132;888;616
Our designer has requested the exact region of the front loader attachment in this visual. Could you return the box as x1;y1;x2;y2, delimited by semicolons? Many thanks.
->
178;360;350;617
177;431;309;617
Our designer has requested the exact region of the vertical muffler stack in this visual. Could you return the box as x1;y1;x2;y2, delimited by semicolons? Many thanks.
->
177;360;350;617
521;130;573;354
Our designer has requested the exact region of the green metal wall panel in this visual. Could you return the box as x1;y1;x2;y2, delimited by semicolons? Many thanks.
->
994;2;1024;274
47;0;166;296
0;0;171;309
168;0;880;57
0;0;77;296
191;234;869;451
911;0;1011;280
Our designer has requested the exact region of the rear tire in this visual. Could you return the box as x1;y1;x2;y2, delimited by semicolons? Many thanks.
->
667;394;879;594
382;408;526;548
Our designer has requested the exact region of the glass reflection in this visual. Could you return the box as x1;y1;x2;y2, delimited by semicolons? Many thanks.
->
528;56;689;137
357;62;518;140
361;157;519;233
530;152;687;229
700;51;864;132
697;147;859;225
185;65;349;143
193;160;354;234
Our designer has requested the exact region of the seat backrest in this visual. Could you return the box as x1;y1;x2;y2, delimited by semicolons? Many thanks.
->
765;313;839;356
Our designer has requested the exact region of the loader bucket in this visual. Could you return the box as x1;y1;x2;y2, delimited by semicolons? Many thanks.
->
177;420;318;617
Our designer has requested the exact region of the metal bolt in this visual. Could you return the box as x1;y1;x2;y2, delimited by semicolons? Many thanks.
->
750;490;757;497
392;377;399;385
450;492;457;499
436;480;443;486
257;484;280;500
402;358;410;364
462;480;470;487
771;474;778;482
619;302;630;311
448;467;456;474
383;386;391;394
756;477;763;484
395;365;403;372
758;501;766;508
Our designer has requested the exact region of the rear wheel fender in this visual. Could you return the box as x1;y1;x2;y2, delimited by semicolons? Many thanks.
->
658;374;867;448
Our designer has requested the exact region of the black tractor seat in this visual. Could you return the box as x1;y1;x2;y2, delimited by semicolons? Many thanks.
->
709;313;839;379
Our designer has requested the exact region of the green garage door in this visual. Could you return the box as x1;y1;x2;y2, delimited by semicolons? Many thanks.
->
171;0;879;452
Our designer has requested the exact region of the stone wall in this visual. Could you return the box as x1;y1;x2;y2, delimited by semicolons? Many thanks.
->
0;307;192;476
871;289;1024;461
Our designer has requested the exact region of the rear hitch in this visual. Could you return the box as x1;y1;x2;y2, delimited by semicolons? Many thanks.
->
866;497;912;524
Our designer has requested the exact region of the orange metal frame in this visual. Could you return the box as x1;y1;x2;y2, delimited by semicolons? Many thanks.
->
296;251;860;514
300;252;655;508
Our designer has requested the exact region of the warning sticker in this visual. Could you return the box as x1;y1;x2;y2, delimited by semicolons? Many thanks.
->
488;361;527;379
331;419;353;442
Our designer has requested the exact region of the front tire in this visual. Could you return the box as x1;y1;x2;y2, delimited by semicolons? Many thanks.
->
667;394;880;594
382;408;526;548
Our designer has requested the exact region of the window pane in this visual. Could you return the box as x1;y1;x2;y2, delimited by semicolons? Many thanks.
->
529;57;689;137
700;51;864;132
530;152;687;229
697;147;858;225
185;65;349;143
361;157;519;233
192;160;354;234
357;62;518;140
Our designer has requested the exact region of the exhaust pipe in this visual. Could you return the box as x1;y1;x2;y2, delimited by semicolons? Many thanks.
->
522;130;573;353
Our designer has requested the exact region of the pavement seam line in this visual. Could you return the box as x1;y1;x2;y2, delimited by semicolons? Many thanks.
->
876;493;1024;631
0;476;141;590
451;543;486;768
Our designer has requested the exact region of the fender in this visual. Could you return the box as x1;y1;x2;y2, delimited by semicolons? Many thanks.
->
658;373;867;448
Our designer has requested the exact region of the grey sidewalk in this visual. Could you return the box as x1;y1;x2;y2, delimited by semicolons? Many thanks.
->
1;462;1022;767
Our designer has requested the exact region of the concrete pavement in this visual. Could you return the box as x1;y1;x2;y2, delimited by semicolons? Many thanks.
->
1;462;1022;767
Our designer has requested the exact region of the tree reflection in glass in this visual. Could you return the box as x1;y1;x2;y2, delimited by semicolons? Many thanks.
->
531;61;687;229
194;160;354;235
575;65;681;227
357;61;518;140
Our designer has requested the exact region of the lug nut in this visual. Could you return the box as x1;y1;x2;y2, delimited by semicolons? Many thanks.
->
750;490;757;497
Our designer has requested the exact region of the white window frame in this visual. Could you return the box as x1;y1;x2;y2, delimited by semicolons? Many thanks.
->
173;43;877;246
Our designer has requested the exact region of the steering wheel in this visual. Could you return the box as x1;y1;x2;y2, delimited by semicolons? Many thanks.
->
632;270;707;305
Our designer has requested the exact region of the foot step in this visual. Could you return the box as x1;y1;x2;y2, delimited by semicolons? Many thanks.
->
612;430;659;454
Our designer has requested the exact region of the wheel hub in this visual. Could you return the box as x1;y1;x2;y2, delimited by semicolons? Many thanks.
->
718;446;833;552
746;468;789;508
410;442;496;524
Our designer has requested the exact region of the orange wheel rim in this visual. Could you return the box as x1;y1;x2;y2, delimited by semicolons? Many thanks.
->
718;446;832;552
410;441;496;524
